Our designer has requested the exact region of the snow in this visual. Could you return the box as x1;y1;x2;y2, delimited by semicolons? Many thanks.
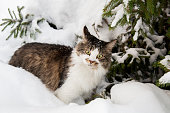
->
133;31;139;41
147;33;164;44
133;17;142;41
111;81;170;113
24;0;108;38
0;62;63;108
111;4;124;27
160;55;170;70
123;0;129;7
0;0;170;113
159;72;170;84
1;63;170;113
134;18;142;32
144;38;166;64
34;21;76;47
112;48;150;64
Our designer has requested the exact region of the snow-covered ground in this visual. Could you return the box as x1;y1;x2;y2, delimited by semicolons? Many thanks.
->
0;61;170;113
0;0;170;113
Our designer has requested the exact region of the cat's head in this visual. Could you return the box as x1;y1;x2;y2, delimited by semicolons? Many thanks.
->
75;26;116;70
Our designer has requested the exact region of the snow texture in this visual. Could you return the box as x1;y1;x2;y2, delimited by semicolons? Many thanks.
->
112;48;150;64
133;17;142;41
160;55;170;70
0;62;64;109
123;0;129;7
23;0;109;40
111;4;124;27
144;37;166;64
159;72;170;84
0;0;170;113
111;81;170;113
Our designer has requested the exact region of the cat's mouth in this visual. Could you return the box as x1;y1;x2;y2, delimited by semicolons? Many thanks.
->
85;58;98;69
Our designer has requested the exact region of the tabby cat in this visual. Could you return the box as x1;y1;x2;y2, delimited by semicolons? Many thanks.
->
9;26;116;104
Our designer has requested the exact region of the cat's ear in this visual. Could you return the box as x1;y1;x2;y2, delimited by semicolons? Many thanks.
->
82;26;91;42
106;40;117;52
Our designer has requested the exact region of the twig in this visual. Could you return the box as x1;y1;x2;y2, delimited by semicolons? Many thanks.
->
92;23;100;38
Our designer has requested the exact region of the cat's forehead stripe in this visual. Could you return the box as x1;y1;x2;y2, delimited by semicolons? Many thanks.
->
91;49;99;55
88;36;107;48
89;49;99;60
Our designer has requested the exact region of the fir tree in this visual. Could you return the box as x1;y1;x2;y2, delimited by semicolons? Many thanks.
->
103;0;169;85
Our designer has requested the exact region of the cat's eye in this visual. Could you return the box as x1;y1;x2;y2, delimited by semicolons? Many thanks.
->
85;50;91;55
97;54;103;59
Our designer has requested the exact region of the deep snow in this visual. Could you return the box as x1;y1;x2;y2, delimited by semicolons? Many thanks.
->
0;61;170;113
0;0;170;113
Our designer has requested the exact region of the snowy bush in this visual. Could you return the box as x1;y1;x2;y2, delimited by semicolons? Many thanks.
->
156;56;170;90
103;0;169;83
0;6;44;40
157;72;170;90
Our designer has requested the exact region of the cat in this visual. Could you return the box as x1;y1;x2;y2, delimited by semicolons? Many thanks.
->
9;26;116;104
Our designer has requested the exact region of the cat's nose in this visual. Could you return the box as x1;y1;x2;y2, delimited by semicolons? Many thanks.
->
89;60;94;64
85;58;98;65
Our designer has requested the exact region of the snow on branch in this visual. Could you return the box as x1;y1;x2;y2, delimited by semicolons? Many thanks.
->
111;4;124;27
133;17;142;41
160;55;170;70
112;48;150;64
144;36;166;64
0;6;44;40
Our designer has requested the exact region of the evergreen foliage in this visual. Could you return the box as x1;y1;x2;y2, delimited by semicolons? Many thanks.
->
0;6;44;40
156;81;170;90
103;0;169;84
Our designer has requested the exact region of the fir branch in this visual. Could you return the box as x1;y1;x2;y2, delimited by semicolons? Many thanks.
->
8;8;13;19
0;21;8;26
103;0;168;84
20;28;24;38
0;6;44;40
17;6;24;20
103;0;122;17
12;11;17;19
146;0;155;15
1;22;11;31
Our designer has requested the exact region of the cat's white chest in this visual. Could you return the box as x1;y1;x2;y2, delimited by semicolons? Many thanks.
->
54;50;108;104
55;63;106;104
68;64;102;91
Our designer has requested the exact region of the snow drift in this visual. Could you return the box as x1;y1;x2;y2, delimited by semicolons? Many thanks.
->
111;82;170;113
0;63;170;113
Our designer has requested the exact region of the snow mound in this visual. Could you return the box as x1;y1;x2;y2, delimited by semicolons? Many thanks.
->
0;62;170;113
159;72;170;84
0;61;63;109
111;81;170;113
29;21;76;47
24;0;108;37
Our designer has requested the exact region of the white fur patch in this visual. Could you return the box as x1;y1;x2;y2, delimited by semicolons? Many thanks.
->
89;49;99;61
80;48;100;67
54;49;107;104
